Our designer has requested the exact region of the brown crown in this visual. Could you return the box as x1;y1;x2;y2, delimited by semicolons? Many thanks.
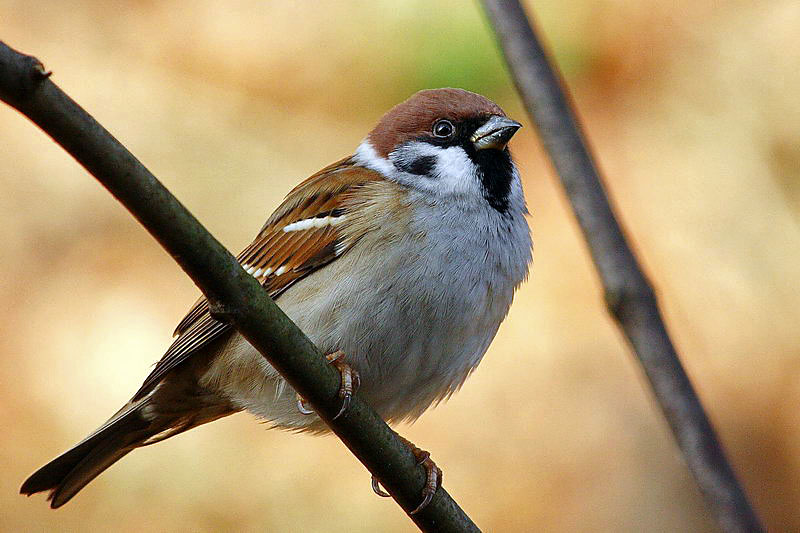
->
368;88;507;158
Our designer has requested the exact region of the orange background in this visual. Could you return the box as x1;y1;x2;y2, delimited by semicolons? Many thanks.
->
2;1;799;531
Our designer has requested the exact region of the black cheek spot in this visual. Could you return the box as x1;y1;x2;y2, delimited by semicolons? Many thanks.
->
395;155;437;176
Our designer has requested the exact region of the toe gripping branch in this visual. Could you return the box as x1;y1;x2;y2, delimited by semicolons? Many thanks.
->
296;350;360;420
372;435;442;515
296;351;440;515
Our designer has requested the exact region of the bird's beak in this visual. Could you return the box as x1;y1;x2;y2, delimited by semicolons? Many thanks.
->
471;115;522;151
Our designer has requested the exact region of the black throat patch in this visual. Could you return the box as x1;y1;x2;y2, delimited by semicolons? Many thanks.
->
466;146;514;214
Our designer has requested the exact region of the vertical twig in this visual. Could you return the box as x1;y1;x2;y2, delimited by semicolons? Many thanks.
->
481;1;763;532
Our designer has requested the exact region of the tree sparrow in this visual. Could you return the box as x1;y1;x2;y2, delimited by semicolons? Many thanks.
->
21;88;532;511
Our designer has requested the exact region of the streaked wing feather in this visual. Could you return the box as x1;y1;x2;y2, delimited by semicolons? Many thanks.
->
132;158;381;401
174;297;209;336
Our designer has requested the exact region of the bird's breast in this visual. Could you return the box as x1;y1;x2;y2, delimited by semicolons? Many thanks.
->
279;198;530;422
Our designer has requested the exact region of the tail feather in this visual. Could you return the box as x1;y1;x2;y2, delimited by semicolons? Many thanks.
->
21;402;152;508
22;355;237;509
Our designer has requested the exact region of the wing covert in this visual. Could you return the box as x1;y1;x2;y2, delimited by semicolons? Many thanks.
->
132;159;383;400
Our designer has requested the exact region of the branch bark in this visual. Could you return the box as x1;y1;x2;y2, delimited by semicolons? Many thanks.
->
481;2;763;532
0;41;479;533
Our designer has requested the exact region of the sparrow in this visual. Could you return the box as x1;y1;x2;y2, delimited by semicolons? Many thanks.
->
21;88;532;512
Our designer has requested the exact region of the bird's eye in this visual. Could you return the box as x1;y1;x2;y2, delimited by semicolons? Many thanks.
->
432;119;455;138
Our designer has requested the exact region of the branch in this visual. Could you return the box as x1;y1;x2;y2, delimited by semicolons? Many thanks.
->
481;2;763;532
0;41;479;533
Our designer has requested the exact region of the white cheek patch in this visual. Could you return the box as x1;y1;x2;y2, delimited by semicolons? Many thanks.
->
389;142;482;198
354;139;483;201
429;144;483;197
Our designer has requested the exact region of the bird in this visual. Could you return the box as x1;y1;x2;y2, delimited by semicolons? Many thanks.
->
21;87;532;512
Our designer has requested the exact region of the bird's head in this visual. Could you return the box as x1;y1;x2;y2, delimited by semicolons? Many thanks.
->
357;88;522;214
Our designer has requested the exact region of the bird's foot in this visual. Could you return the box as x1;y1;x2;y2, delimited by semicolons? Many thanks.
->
371;434;442;515
296;350;360;419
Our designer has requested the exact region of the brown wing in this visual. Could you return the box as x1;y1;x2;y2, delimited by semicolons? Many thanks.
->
132;158;383;400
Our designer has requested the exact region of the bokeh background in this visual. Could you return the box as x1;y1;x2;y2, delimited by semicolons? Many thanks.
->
2;1;799;531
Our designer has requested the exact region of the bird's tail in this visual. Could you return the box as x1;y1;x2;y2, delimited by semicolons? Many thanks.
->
20;400;161;508
20;396;224;508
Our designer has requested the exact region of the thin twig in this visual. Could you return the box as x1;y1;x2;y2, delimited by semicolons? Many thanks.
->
481;2;763;532
0;41;479;533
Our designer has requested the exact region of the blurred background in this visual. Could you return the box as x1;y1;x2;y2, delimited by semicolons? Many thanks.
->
2;1;799;531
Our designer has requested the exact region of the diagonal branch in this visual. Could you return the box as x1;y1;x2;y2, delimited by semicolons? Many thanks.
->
0;41;478;533
481;2;763;532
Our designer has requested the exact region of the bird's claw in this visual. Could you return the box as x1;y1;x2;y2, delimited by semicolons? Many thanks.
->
370;435;442;515
296;350;360;419
409;448;441;514
326;351;360;420
371;476;391;498
296;396;314;415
